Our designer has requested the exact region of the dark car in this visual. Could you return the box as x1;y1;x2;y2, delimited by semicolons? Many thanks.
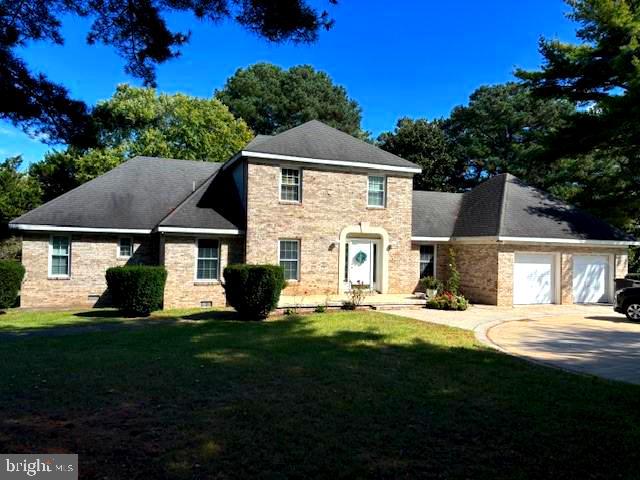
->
614;286;640;321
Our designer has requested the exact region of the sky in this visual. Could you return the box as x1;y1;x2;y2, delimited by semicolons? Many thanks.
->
1;0;579;168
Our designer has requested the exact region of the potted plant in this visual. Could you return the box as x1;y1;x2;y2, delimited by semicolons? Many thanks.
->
419;276;442;299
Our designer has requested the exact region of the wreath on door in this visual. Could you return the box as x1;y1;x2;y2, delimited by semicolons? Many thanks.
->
354;251;367;265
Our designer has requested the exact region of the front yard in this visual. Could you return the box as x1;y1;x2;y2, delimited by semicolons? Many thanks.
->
1;309;639;478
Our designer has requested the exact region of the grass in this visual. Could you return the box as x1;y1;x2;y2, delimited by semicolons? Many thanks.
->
0;309;639;479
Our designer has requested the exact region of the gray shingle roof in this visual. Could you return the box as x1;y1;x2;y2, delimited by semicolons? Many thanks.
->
412;191;463;238
10;156;220;230
243;120;419;170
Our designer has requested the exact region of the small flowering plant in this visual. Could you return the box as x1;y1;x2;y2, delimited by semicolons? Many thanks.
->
425;290;469;311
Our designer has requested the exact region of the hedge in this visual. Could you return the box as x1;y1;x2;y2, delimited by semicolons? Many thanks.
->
0;260;25;309
105;266;167;316
223;264;285;320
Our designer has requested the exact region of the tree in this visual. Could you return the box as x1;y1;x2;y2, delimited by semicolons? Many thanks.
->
444;83;574;189
377;118;459;191
29;150;79;203
215;63;364;136
516;0;640;233
0;156;41;234
1;0;336;144
36;85;253;184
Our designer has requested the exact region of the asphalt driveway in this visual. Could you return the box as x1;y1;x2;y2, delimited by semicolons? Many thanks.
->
389;304;640;384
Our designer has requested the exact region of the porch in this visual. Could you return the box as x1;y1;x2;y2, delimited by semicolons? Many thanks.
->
277;292;426;310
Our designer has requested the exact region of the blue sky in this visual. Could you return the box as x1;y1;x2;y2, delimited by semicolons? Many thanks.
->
1;0;578;168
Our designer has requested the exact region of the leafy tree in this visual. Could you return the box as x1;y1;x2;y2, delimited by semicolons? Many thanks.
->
216;63;364;136
29;150;79;203
377;118;459;191
0;156;41;234
1;0;336;144
35;85;253;184
444;83;574;189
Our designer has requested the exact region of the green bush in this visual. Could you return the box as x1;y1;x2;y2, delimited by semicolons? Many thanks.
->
445;247;461;295
426;292;469;311
105;266;167;316
419;276;443;292
223;264;285;320
0;260;25;309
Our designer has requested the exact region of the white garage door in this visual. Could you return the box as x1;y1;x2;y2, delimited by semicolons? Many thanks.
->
573;255;610;303
513;253;555;305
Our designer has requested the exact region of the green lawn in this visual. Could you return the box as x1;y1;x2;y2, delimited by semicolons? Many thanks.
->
0;309;639;479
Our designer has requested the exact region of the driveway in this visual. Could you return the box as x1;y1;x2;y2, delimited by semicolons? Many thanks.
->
389;305;640;385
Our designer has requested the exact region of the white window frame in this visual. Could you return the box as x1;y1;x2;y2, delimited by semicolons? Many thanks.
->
194;238;220;283
279;167;302;203
117;237;134;259
419;244;437;279
278;239;300;282
48;234;71;279
367;175;386;208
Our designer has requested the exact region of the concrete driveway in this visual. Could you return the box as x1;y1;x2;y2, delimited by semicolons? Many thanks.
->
388;305;640;385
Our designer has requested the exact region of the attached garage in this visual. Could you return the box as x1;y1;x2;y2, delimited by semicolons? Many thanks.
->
572;255;611;304
513;253;557;305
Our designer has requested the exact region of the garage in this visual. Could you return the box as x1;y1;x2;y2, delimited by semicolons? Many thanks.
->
513;253;555;305
573;255;611;303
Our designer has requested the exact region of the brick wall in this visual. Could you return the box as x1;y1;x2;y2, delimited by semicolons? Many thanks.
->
245;161;417;294
162;235;245;309
20;233;157;308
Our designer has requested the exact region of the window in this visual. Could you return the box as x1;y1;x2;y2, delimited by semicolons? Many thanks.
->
368;176;385;207
280;168;301;202
279;240;300;281
196;239;219;281
118;237;133;258
420;245;436;278
49;235;70;277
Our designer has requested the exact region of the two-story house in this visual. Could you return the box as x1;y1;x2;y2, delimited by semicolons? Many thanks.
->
10;120;637;309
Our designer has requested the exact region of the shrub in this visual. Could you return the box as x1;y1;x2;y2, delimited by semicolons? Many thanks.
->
223;264;285;320
445;247;461;295
0;260;25;309
419;276;443;292
342;284;367;310
426;291;469;311
105;266;167;316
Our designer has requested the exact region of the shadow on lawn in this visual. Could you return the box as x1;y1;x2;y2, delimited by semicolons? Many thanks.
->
1;312;640;479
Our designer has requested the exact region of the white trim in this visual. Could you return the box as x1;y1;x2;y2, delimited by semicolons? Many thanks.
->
412;236;451;242
338;224;390;294
418;243;438;280
11;224;151;234
278;238;301;281
497;236;640;246
241;151;422;174
279;167;302;203
117;237;133;259
48;234;71;279
158;226;244;235
194;238;220;283
367;175;386;208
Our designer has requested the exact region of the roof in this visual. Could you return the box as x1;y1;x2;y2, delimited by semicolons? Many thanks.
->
412;191;463;238
158;167;244;231
413;173;634;242
10;157;220;231
242;120;420;171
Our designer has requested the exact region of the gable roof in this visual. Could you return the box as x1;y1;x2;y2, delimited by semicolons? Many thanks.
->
241;120;421;172
10;157;220;232
413;173;635;243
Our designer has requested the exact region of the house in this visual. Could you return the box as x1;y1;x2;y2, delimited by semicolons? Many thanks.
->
9;120;637;309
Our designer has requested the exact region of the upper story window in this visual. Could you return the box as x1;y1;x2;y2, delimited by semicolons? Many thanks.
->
280;168;301;202
279;239;300;281
118;237;133;258
368;175;386;207
196;239;219;281
49;235;70;278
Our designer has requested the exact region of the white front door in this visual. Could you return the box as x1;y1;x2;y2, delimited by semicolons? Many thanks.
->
513;253;555;305
573;255;610;303
348;240;373;287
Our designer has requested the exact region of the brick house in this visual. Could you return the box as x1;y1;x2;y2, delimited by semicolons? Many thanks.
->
10;120;637;309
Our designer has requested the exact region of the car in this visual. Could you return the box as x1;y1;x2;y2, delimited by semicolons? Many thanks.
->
614;286;640;321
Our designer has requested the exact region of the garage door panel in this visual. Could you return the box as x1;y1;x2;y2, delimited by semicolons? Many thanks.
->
573;255;609;303
514;254;554;305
